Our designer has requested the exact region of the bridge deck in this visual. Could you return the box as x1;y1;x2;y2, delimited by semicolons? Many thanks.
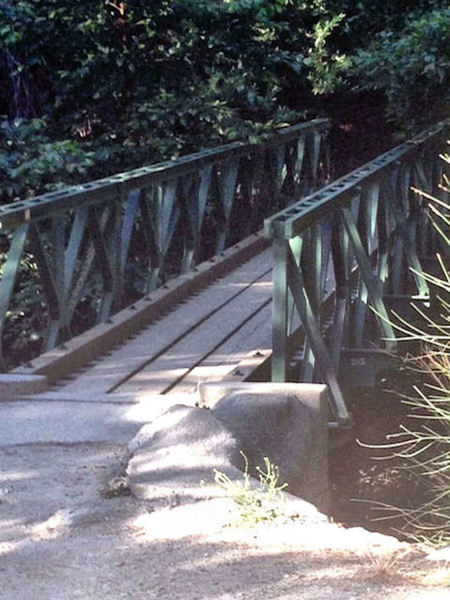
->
48;248;275;398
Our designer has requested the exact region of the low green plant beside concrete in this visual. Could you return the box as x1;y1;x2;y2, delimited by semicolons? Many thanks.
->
214;452;290;527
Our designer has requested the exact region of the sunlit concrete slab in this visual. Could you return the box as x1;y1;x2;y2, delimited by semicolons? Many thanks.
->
0;393;198;446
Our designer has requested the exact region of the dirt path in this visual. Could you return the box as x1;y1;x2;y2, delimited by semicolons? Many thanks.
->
1;442;449;600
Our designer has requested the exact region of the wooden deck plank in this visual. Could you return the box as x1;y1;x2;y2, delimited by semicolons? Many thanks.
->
170;300;303;394
113;270;273;395
57;249;272;395
168;302;273;394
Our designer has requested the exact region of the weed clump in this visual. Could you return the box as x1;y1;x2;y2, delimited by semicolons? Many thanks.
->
214;452;292;527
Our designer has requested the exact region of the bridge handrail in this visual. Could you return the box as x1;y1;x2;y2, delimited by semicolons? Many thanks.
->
0;118;330;371
265;119;449;240
0;118;329;230
265;119;449;425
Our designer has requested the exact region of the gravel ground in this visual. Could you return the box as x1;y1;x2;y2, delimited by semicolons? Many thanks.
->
1;442;449;600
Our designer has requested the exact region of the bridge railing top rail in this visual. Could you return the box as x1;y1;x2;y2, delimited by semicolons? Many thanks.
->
264;119;449;241
0;118;330;231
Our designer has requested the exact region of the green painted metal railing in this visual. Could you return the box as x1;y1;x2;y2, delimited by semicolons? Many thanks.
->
265;120;449;425
0;118;330;370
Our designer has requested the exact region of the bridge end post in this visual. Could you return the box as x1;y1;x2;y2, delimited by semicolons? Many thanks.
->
271;236;289;382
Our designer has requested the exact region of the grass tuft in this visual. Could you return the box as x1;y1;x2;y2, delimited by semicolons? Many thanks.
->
214;452;291;527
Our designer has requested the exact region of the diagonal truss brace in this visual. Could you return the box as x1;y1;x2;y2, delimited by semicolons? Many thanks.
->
384;176;430;297
339;205;397;352
286;239;350;424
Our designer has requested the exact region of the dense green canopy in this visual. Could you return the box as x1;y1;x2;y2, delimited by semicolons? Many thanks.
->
0;0;448;201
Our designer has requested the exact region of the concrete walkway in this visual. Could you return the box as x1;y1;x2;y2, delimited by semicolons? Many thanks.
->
0;391;198;446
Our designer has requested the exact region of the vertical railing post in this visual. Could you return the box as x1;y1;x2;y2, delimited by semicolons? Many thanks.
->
271;232;289;382
0;224;29;371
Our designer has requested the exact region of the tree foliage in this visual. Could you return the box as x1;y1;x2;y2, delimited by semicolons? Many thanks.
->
0;0;448;200
0;117;94;202
347;7;450;129
0;0;335;198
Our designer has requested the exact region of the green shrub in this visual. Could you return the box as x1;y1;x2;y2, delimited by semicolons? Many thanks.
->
0;117;94;202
